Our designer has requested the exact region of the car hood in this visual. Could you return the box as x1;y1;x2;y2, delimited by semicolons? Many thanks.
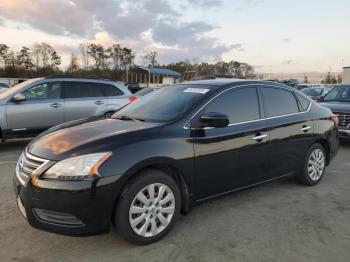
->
319;102;350;113
27;119;162;160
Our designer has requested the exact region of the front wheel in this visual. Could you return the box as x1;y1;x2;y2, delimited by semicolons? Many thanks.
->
297;143;326;186
115;170;181;245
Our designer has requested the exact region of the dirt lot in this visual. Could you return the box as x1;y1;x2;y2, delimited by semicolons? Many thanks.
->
0;139;350;262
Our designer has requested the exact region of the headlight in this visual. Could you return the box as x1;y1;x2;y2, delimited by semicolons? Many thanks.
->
42;152;112;181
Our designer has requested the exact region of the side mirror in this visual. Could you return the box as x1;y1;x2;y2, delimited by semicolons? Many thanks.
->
200;112;229;128
12;93;26;103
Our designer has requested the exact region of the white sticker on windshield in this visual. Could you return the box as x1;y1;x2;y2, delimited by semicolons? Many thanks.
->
183;88;210;94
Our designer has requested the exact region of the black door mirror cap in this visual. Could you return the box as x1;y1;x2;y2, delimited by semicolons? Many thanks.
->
200;112;229;128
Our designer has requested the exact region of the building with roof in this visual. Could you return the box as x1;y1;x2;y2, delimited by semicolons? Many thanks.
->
343;67;350;82
127;66;181;87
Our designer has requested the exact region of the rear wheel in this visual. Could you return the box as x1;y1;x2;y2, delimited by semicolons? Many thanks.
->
115;170;181;245
297;143;326;186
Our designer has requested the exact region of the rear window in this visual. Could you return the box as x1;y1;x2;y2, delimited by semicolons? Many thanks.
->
64;82;104;98
261;87;300;117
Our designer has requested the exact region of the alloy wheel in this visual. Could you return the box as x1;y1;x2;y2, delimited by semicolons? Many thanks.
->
129;183;175;238
308;149;325;181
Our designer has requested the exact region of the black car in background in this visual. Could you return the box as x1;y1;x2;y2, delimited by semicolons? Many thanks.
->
319;84;350;138
14;79;339;245
301;87;329;101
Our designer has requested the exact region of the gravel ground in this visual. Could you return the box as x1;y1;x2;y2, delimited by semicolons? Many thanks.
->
0;139;350;262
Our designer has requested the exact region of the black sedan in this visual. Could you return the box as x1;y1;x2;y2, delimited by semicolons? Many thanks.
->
13;79;339;245
319;84;350;138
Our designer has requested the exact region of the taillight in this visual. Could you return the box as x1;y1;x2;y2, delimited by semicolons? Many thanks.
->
331;113;339;128
128;96;138;102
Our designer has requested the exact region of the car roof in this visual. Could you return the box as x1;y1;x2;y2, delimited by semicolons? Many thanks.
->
179;78;289;90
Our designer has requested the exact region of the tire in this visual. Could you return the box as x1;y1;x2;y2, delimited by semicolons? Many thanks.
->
115;169;181;245
297;143;326;186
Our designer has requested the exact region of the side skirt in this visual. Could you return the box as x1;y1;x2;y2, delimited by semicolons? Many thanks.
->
196;172;295;203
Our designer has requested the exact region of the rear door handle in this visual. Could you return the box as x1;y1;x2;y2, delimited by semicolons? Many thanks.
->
300;125;312;132
50;103;62;108
252;133;268;142
95;100;104;105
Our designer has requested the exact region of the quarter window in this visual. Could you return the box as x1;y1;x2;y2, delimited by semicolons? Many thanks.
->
101;84;124;96
295;93;311;111
261;87;299;117
64;82;104;98
21;82;61;101
203;87;260;124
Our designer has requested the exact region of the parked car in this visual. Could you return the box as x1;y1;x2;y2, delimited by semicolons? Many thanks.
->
319;84;350;138
0;82;10;92
301;87;330;101
14;79;339;245
0;77;133;141
281;79;299;88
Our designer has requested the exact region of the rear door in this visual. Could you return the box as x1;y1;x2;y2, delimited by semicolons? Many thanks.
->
6;81;64;134
100;83;130;111
260;86;314;178
63;81;107;122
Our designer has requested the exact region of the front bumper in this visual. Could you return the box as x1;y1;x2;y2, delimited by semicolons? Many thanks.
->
13;173;122;236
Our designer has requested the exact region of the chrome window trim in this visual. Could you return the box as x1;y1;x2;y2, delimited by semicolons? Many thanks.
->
15;149;52;186
183;83;312;130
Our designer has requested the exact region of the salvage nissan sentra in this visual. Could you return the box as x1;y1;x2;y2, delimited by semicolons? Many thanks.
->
14;79;339;245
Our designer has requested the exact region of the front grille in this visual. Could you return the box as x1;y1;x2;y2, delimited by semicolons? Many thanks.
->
16;150;48;185
334;112;350;127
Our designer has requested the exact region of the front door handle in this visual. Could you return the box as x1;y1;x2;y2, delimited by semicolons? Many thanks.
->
252;133;268;142
300;125;312;132
95;100;104;105
50;103;62;108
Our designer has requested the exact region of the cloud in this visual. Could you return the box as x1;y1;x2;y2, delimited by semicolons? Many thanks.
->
282;59;293;65
282;38;292;43
188;0;223;8
0;0;238;63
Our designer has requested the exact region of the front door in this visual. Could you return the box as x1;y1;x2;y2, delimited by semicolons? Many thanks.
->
191;86;270;200
6;82;64;135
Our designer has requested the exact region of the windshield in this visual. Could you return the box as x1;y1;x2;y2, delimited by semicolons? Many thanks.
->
302;88;323;96
112;85;213;122
323;85;350;102
0;78;40;100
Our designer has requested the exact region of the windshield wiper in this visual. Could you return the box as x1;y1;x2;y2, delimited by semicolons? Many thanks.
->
114;115;145;122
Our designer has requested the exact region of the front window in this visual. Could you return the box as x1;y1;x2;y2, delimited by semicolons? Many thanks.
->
323;86;350;102
200;87;260;124
21;82;61;101
0;78;39;100
112;85;213;122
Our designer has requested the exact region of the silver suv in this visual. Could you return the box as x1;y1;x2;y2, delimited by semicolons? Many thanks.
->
0;77;132;140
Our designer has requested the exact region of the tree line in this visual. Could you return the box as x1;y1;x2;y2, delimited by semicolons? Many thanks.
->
0;42;256;81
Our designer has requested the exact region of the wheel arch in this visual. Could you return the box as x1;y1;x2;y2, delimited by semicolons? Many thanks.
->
111;158;193;225
314;138;331;165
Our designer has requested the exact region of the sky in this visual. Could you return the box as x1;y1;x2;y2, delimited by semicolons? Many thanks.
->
0;0;349;73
